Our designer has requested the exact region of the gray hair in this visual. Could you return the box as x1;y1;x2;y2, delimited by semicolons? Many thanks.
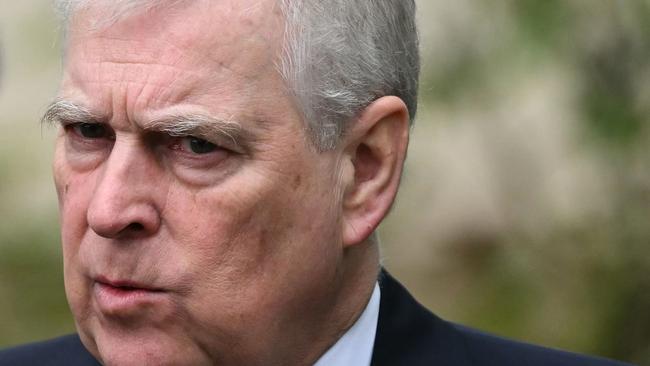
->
54;0;420;151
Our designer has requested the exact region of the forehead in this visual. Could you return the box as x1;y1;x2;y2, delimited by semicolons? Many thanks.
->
67;0;283;43
63;1;284;99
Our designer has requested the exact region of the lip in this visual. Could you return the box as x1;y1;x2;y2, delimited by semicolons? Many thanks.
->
93;276;168;316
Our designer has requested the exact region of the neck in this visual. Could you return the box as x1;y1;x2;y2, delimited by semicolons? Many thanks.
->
299;238;380;366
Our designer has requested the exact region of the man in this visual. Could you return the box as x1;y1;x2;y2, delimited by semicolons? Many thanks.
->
0;1;635;365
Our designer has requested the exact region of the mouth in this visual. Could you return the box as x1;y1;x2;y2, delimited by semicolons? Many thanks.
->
96;276;163;292
93;276;168;317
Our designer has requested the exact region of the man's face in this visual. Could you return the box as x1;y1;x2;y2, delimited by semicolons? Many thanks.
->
54;1;347;365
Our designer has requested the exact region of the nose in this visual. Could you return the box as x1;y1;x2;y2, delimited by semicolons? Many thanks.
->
87;139;162;239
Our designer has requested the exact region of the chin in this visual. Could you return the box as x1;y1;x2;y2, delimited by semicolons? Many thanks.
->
79;324;211;366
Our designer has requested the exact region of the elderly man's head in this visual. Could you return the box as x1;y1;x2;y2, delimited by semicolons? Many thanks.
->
46;0;418;364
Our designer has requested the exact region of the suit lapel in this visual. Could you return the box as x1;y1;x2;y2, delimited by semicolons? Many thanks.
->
370;270;472;366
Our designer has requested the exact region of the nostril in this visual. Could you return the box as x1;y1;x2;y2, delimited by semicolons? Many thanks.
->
126;223;145;231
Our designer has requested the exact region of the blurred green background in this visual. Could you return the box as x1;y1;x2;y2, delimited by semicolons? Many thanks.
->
0;1;648;364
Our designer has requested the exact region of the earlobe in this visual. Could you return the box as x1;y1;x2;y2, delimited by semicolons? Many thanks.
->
341;96;410;247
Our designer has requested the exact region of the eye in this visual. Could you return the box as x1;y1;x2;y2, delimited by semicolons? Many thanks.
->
185;137;218;154
71;123;112;139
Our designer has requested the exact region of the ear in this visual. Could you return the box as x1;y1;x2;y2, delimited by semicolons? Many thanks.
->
340;96;410;247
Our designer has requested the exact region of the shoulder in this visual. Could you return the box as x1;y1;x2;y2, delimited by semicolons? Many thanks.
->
0;334;100;366
371;270;635;366
453;324;634;366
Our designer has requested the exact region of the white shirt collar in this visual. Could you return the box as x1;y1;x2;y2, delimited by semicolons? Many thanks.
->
313;282;381;366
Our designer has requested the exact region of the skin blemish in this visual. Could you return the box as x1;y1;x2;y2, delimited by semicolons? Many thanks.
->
292;174;302;190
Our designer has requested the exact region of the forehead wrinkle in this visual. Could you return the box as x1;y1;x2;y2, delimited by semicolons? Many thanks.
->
75;34;188;67
63;58;203;119
70;60;192;87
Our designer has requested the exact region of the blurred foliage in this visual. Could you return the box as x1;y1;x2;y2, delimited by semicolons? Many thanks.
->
383;1;650;364
0;222;75;346
0;1;648;365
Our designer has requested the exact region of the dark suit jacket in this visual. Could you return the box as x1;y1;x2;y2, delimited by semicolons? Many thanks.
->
0;271;635;365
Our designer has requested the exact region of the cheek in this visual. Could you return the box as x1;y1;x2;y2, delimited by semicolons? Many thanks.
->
54;141;90;218
55;164;97;264
169;166;341;305
56;172;98;328
163;182;280;275
59;177;93;234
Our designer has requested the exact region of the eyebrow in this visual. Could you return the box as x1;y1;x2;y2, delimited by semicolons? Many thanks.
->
41;99;105;126
144;114;244;148
42;99;248;149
